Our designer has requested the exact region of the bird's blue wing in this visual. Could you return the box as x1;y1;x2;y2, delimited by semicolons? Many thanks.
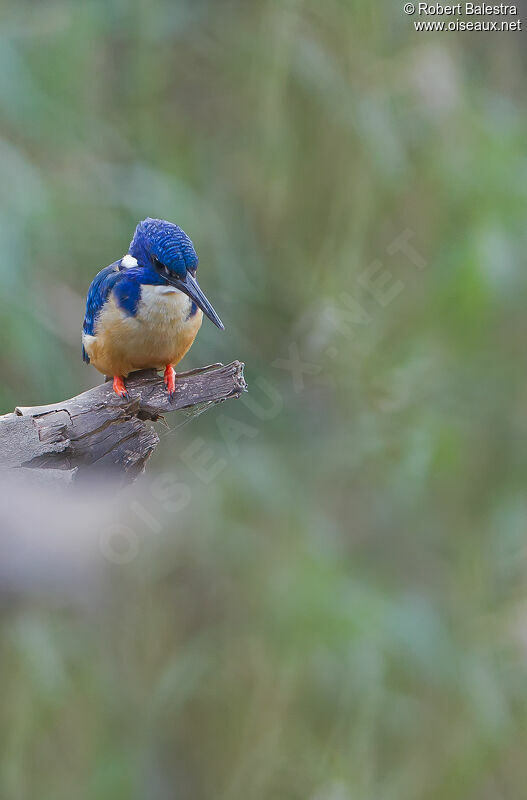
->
82;261;122;363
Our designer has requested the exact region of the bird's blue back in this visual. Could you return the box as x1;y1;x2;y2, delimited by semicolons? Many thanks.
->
82;262;122;363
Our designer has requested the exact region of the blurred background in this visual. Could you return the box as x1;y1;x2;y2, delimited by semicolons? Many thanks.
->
1;0;527;797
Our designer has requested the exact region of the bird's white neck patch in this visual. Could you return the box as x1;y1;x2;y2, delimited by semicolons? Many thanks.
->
121;254;138;269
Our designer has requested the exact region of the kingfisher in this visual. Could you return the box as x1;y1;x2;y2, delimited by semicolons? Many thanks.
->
82;217;224;398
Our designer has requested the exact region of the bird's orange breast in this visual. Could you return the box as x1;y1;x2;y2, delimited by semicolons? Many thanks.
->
82;286;203;377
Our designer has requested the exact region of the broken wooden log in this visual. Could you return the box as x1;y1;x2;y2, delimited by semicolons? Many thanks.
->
0;361;246;484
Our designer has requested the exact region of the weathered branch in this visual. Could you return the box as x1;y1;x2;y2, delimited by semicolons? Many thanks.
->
0;361;247;484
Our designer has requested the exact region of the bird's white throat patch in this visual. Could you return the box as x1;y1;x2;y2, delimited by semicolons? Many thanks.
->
138;285;192;327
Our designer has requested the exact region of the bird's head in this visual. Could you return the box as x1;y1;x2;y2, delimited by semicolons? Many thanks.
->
129;217;224;330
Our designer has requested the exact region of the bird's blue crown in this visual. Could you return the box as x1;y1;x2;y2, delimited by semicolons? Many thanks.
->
130;217;199;277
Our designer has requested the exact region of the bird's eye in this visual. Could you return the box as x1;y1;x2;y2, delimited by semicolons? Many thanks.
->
152;255;170;277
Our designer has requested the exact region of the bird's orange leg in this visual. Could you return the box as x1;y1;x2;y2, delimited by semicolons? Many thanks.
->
164;365;176;398
112;375;129;399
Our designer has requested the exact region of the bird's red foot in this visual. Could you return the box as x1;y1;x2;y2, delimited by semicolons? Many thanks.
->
164;365;176;399
112;375;129;399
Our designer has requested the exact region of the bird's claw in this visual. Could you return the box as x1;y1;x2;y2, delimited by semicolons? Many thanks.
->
164;365;177;400
112;376;129;399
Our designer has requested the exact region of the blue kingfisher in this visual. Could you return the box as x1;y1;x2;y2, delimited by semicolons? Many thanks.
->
82;218;224;398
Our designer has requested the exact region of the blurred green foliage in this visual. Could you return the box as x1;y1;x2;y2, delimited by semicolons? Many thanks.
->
1;0;527;798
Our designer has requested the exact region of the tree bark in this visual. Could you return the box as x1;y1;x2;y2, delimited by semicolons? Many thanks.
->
0;361;246;484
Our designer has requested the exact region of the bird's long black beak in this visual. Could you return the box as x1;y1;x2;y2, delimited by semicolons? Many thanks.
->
169;271;224;330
